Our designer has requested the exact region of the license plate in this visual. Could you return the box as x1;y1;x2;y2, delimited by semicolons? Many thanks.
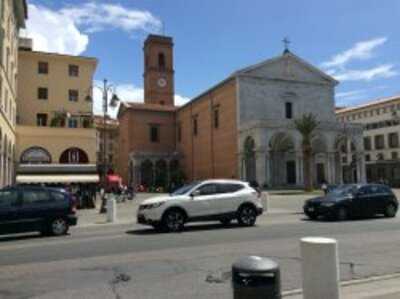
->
307;207;314;212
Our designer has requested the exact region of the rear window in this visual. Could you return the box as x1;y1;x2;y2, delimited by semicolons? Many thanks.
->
218;183;244;193
50;191;68;202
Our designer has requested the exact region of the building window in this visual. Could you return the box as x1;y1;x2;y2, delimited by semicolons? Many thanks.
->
68;89;79;102
285;102;293;119
38;61;48;74
68;118;78;128
213;108;219;129
150;125;159;142
177;123;182;142
377;153;384;161
158;53;165;70
36;113;48;127
363;136;371;151
388;132;399;148
193;116;198;136
68;64;79;77
392;152;398;160
38;87;48;100
375;135;385;150
365;154;370;162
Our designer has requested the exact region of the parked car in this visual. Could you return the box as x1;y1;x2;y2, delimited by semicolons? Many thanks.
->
0;186;78;236
303;184;398;221
137;179;264;232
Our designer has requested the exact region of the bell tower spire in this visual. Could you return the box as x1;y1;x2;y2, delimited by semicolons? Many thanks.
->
143;34;175;106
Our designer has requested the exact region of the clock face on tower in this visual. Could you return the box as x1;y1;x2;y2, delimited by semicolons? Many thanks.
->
157;77;167;88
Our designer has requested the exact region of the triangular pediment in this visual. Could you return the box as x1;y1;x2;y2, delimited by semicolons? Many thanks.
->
236;52;338;85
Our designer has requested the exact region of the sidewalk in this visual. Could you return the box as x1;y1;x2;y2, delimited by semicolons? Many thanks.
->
284;274;400;298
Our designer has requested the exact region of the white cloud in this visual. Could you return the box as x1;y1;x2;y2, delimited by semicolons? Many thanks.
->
22;2;161;55
332;64;397;81
61;3;162;35
92;82;190;118
322;37;387;69
23;3;89;55
336;89;366;101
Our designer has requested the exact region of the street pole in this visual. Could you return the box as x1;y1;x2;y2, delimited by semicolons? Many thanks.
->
100;79;109;213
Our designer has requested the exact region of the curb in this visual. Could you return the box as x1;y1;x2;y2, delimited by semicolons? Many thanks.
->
282;272;400;297
76;220;135;229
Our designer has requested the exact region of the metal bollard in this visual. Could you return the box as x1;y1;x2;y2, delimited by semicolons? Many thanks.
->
107;198;117;223
262;192;269;212
300;237;340;299
232;256;281;299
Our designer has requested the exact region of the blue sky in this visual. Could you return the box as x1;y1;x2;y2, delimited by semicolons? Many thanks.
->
23;0;400;114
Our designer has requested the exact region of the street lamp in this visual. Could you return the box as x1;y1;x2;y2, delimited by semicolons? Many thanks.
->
86;79;120;213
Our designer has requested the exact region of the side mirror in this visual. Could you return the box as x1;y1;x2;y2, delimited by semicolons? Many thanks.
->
191;190;201;197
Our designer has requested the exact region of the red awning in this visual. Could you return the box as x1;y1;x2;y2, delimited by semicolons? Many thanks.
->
107;175;122;183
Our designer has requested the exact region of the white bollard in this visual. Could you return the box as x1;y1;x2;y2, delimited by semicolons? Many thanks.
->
300;237;340;299
107;198;117;223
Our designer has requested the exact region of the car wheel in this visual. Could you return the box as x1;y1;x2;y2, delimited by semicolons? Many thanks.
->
384;204;397;218
336;207;348;221
220;219;232;226
306;213;318;220
163;209;185;232
50;218;69;236
237;205;257;226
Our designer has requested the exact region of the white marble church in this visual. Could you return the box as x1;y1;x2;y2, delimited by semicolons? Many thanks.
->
237;49;365;187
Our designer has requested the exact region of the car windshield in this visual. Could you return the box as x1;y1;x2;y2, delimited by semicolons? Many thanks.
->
330;184;358;196
171;181;201;196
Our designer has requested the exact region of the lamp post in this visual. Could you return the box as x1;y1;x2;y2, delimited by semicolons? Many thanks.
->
86;79;120;213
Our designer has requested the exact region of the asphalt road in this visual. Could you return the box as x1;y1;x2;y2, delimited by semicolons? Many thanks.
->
1;209;400;298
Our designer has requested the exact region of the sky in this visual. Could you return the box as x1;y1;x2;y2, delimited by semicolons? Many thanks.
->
21;0;400;115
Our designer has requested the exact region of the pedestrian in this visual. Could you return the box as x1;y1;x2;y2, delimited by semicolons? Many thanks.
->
321;180;328;195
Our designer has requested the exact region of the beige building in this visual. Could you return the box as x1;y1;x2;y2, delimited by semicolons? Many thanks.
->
336;95;400;186
0;0;27;187
16;39;99;183
93;115;119;176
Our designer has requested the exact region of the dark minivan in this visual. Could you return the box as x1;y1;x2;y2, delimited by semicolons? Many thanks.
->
0;186;77;236
304;184;398;221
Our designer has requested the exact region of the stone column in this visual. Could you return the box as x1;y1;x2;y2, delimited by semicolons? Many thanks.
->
357;153;366;183
256;151;266;187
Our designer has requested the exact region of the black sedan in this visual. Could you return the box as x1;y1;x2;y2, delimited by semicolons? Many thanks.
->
303;184;398;221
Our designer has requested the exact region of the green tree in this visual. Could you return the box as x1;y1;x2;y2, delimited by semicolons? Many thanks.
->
294;113;319;192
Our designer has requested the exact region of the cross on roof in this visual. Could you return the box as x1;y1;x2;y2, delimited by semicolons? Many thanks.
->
282;37;291;53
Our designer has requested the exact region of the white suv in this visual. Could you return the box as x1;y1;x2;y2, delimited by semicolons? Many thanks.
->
137;179;264;232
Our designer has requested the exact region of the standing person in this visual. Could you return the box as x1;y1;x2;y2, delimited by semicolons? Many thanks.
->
321;180;328;195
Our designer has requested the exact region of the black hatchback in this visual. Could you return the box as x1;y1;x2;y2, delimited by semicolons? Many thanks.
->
304;184;398;221
0;186;78;236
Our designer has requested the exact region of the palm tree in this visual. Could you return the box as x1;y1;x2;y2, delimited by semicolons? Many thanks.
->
294;113;319;191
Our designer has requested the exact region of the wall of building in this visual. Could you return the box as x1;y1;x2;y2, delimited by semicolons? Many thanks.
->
16;126;97;164
118;107;176;183
17;50;97;126
0;0;26;187
176;78;238;181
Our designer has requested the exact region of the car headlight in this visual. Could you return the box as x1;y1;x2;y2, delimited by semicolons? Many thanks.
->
321;202;335;207
140;202;165;210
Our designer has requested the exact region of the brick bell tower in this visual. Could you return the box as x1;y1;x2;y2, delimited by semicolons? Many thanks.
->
143;35;175;106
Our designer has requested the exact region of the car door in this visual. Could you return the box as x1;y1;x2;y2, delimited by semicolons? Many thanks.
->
217;183;245;215
19;188;53;232
353;186;374;216
0;189;21;235
185;183;220;218
374;185;391;214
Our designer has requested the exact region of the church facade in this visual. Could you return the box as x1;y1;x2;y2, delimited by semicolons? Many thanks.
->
117;35;365;189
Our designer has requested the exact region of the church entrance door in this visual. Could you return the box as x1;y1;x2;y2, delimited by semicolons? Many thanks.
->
286;161;296;185
316;163;325;184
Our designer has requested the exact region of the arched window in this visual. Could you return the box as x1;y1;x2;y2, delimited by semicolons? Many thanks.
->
20;146;52;164
59;148;89;164
158;52;165;70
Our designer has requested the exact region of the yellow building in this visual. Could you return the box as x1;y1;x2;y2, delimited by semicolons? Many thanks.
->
0;0;27;187
16;39;99;183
